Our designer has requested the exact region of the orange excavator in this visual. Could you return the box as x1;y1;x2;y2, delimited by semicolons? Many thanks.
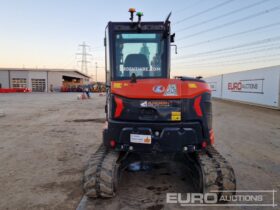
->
83;9;236;200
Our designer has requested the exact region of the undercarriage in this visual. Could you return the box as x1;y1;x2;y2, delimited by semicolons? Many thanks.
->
83;143;236;201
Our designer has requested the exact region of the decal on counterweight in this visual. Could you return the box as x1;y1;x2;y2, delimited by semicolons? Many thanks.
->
164;84;178;96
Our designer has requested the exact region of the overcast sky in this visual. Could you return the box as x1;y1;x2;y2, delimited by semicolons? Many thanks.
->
0;0;280;81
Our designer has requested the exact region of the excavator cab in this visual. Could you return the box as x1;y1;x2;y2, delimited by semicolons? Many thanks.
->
105;10;173;84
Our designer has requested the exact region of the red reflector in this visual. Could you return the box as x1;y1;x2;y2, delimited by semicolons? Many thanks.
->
114;96;123;118
110;140;116;148
194;96;203;117
201;141;207;148
210;129;215;145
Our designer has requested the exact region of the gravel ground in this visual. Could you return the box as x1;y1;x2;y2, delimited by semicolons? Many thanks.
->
0;93;279;210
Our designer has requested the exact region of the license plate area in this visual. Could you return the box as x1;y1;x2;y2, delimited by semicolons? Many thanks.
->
130;134;152;144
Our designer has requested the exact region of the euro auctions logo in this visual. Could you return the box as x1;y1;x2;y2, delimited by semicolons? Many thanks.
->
227;79;264;94
166;190;277;207
167;193;218;205
228;82;242;91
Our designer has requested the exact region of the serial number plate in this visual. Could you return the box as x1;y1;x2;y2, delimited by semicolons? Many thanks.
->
130;134;152;144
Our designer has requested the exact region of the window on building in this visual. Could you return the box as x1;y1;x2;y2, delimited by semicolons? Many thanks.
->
12;78;27;88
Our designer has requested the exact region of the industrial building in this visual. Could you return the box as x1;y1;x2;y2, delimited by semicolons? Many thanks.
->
0;68;90;92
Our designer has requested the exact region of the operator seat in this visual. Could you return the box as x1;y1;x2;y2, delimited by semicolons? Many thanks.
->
123;54;150;77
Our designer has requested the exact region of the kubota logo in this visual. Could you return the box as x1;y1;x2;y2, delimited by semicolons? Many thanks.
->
153;85;165;93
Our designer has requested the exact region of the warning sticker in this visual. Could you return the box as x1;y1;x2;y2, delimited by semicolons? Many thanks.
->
113;83;122;88
171;111;181;121
188;83;198;88
164;84;178;96
130;134;152;144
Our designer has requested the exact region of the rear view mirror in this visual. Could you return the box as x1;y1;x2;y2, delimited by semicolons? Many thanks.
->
171;33;175;43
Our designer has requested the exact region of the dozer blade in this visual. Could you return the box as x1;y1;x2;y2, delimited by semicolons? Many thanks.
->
83;144;121;198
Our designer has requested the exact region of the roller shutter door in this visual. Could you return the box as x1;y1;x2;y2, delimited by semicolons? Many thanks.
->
31;79;46;92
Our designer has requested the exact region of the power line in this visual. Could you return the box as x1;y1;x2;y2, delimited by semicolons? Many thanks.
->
174;36;280;59
92;56;105;59
175;40;280;60
92;46;104;50
175;52;280;67
177;5;280;41
92;48;104;52
177;43;280;59
174;0;235;25
175;45;280;64
173;57;280;71
173;0;204;14
179;22;280;49
176;0;270;32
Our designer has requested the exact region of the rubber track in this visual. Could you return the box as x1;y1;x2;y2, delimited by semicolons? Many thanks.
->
198;145;236;199
83;144;120;198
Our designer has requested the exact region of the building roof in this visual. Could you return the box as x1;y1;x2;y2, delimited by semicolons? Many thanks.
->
0;67;91;78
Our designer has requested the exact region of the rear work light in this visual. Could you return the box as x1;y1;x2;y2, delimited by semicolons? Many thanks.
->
114;96;124;118
129;8;136;13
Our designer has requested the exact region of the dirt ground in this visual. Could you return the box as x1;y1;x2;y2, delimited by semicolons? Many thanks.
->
0;93;279;210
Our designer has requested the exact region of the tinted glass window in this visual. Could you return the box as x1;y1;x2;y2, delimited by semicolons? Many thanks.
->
115;33;166;79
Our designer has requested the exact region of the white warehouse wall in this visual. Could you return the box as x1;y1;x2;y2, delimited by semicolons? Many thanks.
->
0;71;9;88
204;75;222;98
205;66;280;109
